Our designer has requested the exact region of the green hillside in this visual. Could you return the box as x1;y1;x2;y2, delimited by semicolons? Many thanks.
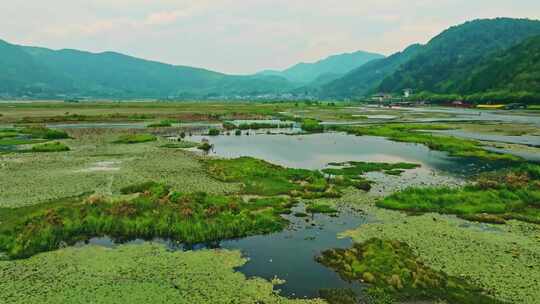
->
0;41;294;99
459;35;540;94
378;18;540;94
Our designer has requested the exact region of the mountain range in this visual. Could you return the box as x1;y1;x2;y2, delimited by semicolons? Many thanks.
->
323;17;540;102
256;50;384;84
0;40;298;99
1;17;540;102
0;40;380;99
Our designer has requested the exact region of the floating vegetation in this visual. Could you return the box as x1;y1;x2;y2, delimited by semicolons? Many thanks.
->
0;243;323;304
0;182;297;259
316;239;504;304
206;157;363;199
337;123;520;161
305;203;338;215
31;142;70;153
323;161;420;177
160;141;199;149
318;288;359;304
114;133;157;144
223;121;294;130
378;164;540;224
0;127;69;148
0;134;234;208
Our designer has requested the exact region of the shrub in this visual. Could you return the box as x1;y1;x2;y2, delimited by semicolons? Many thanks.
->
114;134;157;144
21;127;69;140
301;119;324;133
31;142;70;153
208;128;220;136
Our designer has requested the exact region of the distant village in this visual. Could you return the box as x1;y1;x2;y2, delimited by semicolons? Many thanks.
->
369;89;528;110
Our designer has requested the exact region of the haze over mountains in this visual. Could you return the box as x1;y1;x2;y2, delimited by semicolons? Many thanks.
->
1;17;540;102
256;51;384;85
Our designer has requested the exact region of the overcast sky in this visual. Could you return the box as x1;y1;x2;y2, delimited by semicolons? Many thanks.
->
1;0;539;74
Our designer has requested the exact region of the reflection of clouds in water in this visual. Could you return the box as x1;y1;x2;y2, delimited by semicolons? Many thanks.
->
190;133;482;176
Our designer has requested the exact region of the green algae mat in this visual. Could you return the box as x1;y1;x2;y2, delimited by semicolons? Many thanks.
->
0;243;323;304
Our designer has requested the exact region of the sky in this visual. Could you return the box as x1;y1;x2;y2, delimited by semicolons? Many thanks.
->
1;1;540;74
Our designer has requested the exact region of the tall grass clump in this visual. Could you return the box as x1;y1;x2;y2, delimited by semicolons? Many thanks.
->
301;119;324;133
0;182;298;259
317;239;504;304
206;157;360;198
114;133;157;144
31;142;70;152
378;164;540;224
21;127;70;140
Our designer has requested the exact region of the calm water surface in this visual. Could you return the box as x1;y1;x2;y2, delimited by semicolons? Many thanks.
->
190;132;497;176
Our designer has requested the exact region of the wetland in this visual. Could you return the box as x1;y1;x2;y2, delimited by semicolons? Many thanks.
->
1;101;540;304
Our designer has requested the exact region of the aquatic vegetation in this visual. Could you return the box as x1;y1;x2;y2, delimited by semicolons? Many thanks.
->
160;141;199;149
337;123;520;161
0;127;69;147
317;238;504;304
114;133;157;144
241;122;293;130
341;194;540;304
223;121;293;130
301;119;324;133
378;164;540;224
306;203;338;214
0;138;46;146
0;182;296;259
20;127;70;140
0;134;235;208
0;243;323;304
317;289;358;304
208;128;220;136
30;142;70;153
206;157;355;198
205;158;420;199
323;161;420;177
198;142;214;152
147;120;175;128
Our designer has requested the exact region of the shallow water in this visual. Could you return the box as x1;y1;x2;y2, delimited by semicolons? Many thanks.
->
190;132;497;177
79;204;368;298
345;106;540;126
430;129;540;147
405;107;540;126
220;204;367;298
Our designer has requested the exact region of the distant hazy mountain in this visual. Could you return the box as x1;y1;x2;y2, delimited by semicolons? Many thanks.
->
320;44;423;98
0;39;294;99
378;18;540;94
257;50;384;84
